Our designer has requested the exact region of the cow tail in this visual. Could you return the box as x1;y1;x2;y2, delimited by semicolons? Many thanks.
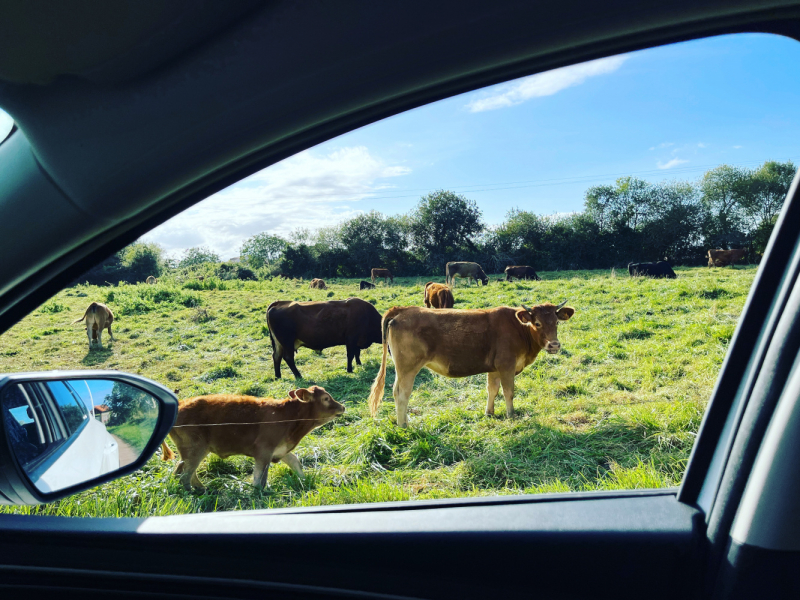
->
368;311;394;418
161;440;175;461
72;306;90;324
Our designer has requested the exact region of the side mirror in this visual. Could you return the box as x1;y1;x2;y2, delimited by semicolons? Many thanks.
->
0;370;177;505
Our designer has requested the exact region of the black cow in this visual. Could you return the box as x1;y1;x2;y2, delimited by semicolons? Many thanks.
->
504;265;542;281
360;280;376;290
627;261;677;279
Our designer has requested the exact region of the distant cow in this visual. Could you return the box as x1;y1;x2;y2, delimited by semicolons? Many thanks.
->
627;261;677;279
445;261;488;286
267;298;382;379
708;248;746;268
368;300;574;427
360;280;376;290
504;266;541;281
423;282;454;309
145;276;158;285
309;278;327;289
160;386;345;491
371;268;393;285
72;302;115;349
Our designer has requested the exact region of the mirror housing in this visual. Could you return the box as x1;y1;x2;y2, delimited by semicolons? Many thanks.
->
0;370;177;505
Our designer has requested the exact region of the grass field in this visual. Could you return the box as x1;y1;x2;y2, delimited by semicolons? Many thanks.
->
0;266;756;517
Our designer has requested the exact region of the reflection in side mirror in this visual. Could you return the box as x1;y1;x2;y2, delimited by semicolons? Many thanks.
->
1;378;163;494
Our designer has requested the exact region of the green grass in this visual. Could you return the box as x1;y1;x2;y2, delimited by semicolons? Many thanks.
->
107;416;157;455
0;267;756;516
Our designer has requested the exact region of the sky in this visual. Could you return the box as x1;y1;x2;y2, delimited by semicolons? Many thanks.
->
14;33;800;260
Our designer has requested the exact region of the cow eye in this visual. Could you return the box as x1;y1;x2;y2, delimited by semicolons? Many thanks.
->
535;322;541;327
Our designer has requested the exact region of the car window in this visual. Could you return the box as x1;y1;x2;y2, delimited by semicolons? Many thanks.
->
44;382;88;434
0;107;13;144
0;33;798;516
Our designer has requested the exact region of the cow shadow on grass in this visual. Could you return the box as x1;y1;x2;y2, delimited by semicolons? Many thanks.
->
80;346;114;366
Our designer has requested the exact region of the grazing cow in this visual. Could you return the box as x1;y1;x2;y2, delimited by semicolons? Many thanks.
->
309;278;327;289
708;248;746;268
145;276;158;285
445;261;488;286
267;297;382;378
360;280;376;290
423;282;454;309
72;302;115;349
371;268;393;285
160;386;344;491
368;300;574;427
504;266;541;281
627;261;677;279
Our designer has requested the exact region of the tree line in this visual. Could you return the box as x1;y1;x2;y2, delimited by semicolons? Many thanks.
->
76;160;795;285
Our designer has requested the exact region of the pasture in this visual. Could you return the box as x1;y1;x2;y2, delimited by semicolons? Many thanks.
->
0;267;755;517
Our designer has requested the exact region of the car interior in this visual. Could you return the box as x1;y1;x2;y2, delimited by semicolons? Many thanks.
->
0;1;799;598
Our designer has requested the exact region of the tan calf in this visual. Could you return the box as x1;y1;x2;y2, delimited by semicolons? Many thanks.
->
161;386;344;491
309;278;327;289
72;302;115;349
423;282;454;309
368;301;574;427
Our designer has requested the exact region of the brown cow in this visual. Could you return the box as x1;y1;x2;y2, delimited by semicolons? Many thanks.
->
504;266;541;281
72;302;115;349
371;268;393;285
368;301;574;427
708;248;746;268
445;261;488;286
267;297;382;378
145;276;158;285
160;386;345;491
309;278;327;289
423;282;454;309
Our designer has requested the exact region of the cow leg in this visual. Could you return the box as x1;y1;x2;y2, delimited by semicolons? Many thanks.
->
500;372;516;418
281;452;305;480
284;350;303;379
272;340;284;379
486;372;502;416
355;348;362;366
178;448;207;492
253;451;274;489
107;324;115;341
346;345;355;373
392;370;418;428
86;326;93;348
96;328;103;348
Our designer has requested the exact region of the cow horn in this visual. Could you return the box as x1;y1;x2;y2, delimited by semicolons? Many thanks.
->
522;304;533;313
556;299;568;310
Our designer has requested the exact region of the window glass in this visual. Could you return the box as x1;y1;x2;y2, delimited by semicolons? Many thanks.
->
46;382;88;434
0;108;13;144
0;33;798;516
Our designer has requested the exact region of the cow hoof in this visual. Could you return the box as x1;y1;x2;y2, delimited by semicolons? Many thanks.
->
485;410;495;417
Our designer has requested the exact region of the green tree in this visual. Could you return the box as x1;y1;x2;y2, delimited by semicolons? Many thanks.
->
178;246;220;268
340;211;389;273
119;242;165;281
104;382;157;426
700;164;750;247
240;233;288;269
410;190;484;271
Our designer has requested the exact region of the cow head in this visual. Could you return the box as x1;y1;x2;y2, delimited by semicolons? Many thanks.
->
289;385;346;417
516;300;575;354
481;276;489;286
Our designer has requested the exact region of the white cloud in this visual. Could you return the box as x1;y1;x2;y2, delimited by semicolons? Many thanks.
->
465;55;629;112
697;142;707;148
657;158;689;170
142;146;410;258
649;142;674;151
733;145;743;149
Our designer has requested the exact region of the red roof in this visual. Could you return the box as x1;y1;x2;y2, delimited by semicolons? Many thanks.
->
94;404;110;413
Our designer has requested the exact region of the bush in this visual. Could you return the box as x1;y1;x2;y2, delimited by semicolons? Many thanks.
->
106;285;201;316
215;262;257;281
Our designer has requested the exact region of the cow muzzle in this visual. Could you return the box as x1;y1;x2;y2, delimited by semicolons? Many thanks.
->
545;341;561;354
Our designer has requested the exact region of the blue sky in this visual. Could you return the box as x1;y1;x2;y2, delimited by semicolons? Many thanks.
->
139;34;800;257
